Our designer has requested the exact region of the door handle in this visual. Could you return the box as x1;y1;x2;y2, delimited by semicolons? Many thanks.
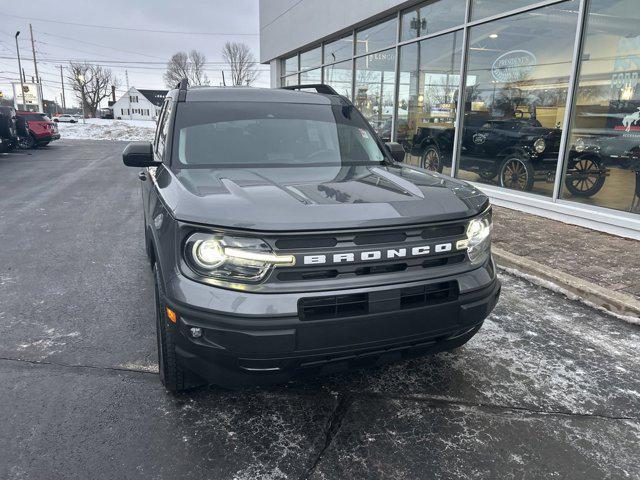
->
138;171;147;181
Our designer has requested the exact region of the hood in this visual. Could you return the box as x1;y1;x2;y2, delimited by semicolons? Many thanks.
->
155;164;489;231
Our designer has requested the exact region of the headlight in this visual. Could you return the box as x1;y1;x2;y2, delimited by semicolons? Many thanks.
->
533;138;546;153
463;209;492;265
574;137;585;153
184;233;295;284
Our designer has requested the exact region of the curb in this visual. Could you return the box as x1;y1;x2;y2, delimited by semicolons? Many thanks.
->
492;247;640;322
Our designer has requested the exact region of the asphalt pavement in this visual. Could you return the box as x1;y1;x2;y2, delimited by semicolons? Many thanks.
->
1;140;639;480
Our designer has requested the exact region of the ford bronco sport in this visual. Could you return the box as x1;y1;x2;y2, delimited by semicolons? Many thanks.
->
122;81;500;392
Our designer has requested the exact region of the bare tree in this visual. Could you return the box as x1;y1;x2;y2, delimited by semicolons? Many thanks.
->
67;62;116;117
163;50;210;88
221;42;259;86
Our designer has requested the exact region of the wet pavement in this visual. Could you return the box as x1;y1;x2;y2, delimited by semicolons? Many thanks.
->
1;141;639;479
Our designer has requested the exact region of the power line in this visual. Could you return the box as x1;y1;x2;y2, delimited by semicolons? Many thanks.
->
36;30;166;60
0;13;259;36
0;56;270;71
261;0;305;30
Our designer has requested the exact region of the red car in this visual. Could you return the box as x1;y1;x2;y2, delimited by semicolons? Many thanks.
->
16;111;60;148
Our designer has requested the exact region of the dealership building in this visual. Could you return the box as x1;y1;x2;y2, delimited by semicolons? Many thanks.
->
259;0;640;239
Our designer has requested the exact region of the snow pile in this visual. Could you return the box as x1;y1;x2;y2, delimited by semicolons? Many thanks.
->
57;118;155;142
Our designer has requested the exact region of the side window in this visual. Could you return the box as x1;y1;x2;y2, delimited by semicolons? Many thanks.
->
154;98;173;159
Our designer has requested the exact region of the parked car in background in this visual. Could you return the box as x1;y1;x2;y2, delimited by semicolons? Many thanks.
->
54;114;77;123
16;111;60;148
99;108;114;119
0;106;18;152
410;113;606;196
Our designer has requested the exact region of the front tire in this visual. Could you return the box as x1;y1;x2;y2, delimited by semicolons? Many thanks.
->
420;144;444;173
154;264;193;393
18;135;36;149
499;156;535;191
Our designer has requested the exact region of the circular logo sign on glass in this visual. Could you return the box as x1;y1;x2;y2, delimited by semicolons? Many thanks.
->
491;50;537;83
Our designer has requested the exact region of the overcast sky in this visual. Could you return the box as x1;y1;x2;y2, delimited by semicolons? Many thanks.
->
0;0;268;107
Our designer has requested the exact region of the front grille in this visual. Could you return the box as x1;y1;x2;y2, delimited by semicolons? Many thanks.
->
270;220;469;285
299;281;458;321
276;253;465;282
272;222;467;252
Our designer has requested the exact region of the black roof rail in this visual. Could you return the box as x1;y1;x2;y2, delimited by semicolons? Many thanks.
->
176;78;188;102
281;84;339;95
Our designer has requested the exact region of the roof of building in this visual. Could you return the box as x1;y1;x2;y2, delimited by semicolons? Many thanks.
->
137;89;168;107
179;86;337;105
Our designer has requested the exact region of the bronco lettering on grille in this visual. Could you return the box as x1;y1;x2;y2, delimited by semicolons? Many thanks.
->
302;242;455;265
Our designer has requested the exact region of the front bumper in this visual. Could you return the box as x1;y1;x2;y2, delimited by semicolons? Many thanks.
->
163;260;500;387
36;133;60;142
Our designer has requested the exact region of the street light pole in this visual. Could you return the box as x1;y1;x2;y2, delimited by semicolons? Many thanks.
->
29;24;43;113
14;31;26;110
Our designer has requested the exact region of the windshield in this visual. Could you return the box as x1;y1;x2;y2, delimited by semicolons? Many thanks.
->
172;101;386;168
22;114;50;122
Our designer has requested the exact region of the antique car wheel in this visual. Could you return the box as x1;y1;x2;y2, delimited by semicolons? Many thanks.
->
564;156;606;197
499;157;535;191
421;145;443;173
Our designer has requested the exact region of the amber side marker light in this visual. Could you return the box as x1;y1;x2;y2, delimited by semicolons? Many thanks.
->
166;307;178;324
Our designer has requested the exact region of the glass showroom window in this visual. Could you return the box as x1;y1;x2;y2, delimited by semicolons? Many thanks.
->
324;61;353;99
355;49;397;140
324;35;353;64
400;0;466;41
283;55;298;75
397;31;463;174
283;74;299;86
561;0;640;214
470;0;542;21
300;46;322;71
300;68;321;84
458;1;578;196
356;17;397;55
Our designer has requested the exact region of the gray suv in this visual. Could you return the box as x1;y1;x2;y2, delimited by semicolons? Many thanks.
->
122;81;500;392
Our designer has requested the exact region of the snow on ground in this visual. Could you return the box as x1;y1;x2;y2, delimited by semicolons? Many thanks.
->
57;118;155;142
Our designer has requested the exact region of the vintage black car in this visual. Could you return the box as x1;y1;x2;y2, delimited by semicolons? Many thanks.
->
570;129;640;207
409;113;608;197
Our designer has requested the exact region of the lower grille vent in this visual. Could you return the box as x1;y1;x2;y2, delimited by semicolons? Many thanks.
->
400;282;458;309
299;294;368;321
299;281;458;321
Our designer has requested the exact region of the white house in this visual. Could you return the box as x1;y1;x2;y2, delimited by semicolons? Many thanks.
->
112;87;168;121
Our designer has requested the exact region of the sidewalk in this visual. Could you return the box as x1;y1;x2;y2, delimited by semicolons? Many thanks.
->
491;206;640;321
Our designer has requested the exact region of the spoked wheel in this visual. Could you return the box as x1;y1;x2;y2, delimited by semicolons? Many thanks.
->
564;156;606;197
420;145;443;173
499;157;535;191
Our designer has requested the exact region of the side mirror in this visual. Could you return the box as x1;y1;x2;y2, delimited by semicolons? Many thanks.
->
385;142;405;163
122;142;158;167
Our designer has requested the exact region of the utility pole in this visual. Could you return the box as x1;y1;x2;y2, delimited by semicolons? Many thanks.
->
29;24;43;112
125;69;131;120
14;31;26;110
59;65;66;111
